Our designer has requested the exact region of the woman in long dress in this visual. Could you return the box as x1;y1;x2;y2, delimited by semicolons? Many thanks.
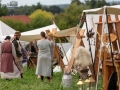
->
0;36;21;79
47;35;55;77
36;32;51;82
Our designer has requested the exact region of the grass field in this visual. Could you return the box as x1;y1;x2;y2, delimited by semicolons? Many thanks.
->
0;67;102;90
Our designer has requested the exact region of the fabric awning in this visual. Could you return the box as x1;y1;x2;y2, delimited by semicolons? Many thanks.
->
56;27;81;37
83;5;120;14
19;23;60;42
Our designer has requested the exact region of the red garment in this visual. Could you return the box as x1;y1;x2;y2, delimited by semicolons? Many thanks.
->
1;42;14;72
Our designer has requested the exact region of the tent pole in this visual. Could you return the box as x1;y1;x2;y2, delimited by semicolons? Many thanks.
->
84;12;96;80
105;7;115;71
105;7;117;90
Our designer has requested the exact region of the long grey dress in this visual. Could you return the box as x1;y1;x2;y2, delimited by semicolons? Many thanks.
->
50;41;55;60
36;39;51;77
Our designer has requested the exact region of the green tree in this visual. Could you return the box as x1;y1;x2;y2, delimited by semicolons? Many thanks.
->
85;0;109;8
48;5;62;14
34;2;42;10
71;0;82;5
0;0;8;17
85;0;97;8
7;2;63;15
0;19;30;32
55;3;89;30
8;2;42;16
29;9;54;29
8;5;36;15
96;0;108;8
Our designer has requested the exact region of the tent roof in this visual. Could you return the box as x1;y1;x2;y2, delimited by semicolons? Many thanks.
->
0;21;16;41
20;26;81;42
20;34;40;42
20;23;60;42
56;27;78;37
83;5;120;14
56;27;76;35
21;23;59;35
0;21;16;36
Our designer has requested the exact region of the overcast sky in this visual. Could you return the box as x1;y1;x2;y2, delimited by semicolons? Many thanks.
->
1;0;118;6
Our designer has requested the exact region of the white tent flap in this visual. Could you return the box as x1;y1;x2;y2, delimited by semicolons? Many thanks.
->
0;21;16;41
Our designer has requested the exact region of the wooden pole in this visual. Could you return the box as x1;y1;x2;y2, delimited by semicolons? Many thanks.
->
84;12;96;80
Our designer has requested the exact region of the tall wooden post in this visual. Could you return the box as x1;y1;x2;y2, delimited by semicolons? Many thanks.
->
67;29;85;73
93;16;103;79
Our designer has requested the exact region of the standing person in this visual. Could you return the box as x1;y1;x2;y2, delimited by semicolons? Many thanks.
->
47;35;55;77
0;36;21;79
12;31;24;78
36;31;51;82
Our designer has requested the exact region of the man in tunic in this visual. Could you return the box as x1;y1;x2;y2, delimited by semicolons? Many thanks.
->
12;31;24;78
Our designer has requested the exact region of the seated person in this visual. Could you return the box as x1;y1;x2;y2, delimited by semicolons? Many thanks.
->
25;42;37;57
25;42;38;68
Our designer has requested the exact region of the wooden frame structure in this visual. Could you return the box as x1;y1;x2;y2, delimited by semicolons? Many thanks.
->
45;28;85;72
89;14;120;90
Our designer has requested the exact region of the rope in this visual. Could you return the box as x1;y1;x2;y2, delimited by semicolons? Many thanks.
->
58;38;69;63
84;12;96;81
91;17;101;36
91;16;106;37
58;43;70;50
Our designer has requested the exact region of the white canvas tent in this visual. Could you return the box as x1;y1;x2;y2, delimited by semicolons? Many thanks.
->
82;5;120;59
20;23;60;42
0;21;16;41
82;5;120;89
54;5;120;72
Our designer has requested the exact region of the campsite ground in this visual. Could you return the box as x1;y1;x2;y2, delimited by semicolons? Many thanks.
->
0;67;102;90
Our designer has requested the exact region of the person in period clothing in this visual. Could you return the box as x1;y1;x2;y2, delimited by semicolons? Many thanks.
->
12;31;24;78
36;31;52;82
25;42;38;69
0;36;21;79
47;35;55;77
25;42;37;57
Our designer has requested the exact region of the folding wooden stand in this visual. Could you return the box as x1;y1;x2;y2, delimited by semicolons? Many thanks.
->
95;15;120;90
67;29;85;73
46;29;65;71
92;16;103;79
54;45;65;71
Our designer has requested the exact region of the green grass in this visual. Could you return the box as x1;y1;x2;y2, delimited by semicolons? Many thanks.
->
0;67;102;90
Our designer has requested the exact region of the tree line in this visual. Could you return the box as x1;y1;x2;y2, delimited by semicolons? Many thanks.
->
0;0;117;32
